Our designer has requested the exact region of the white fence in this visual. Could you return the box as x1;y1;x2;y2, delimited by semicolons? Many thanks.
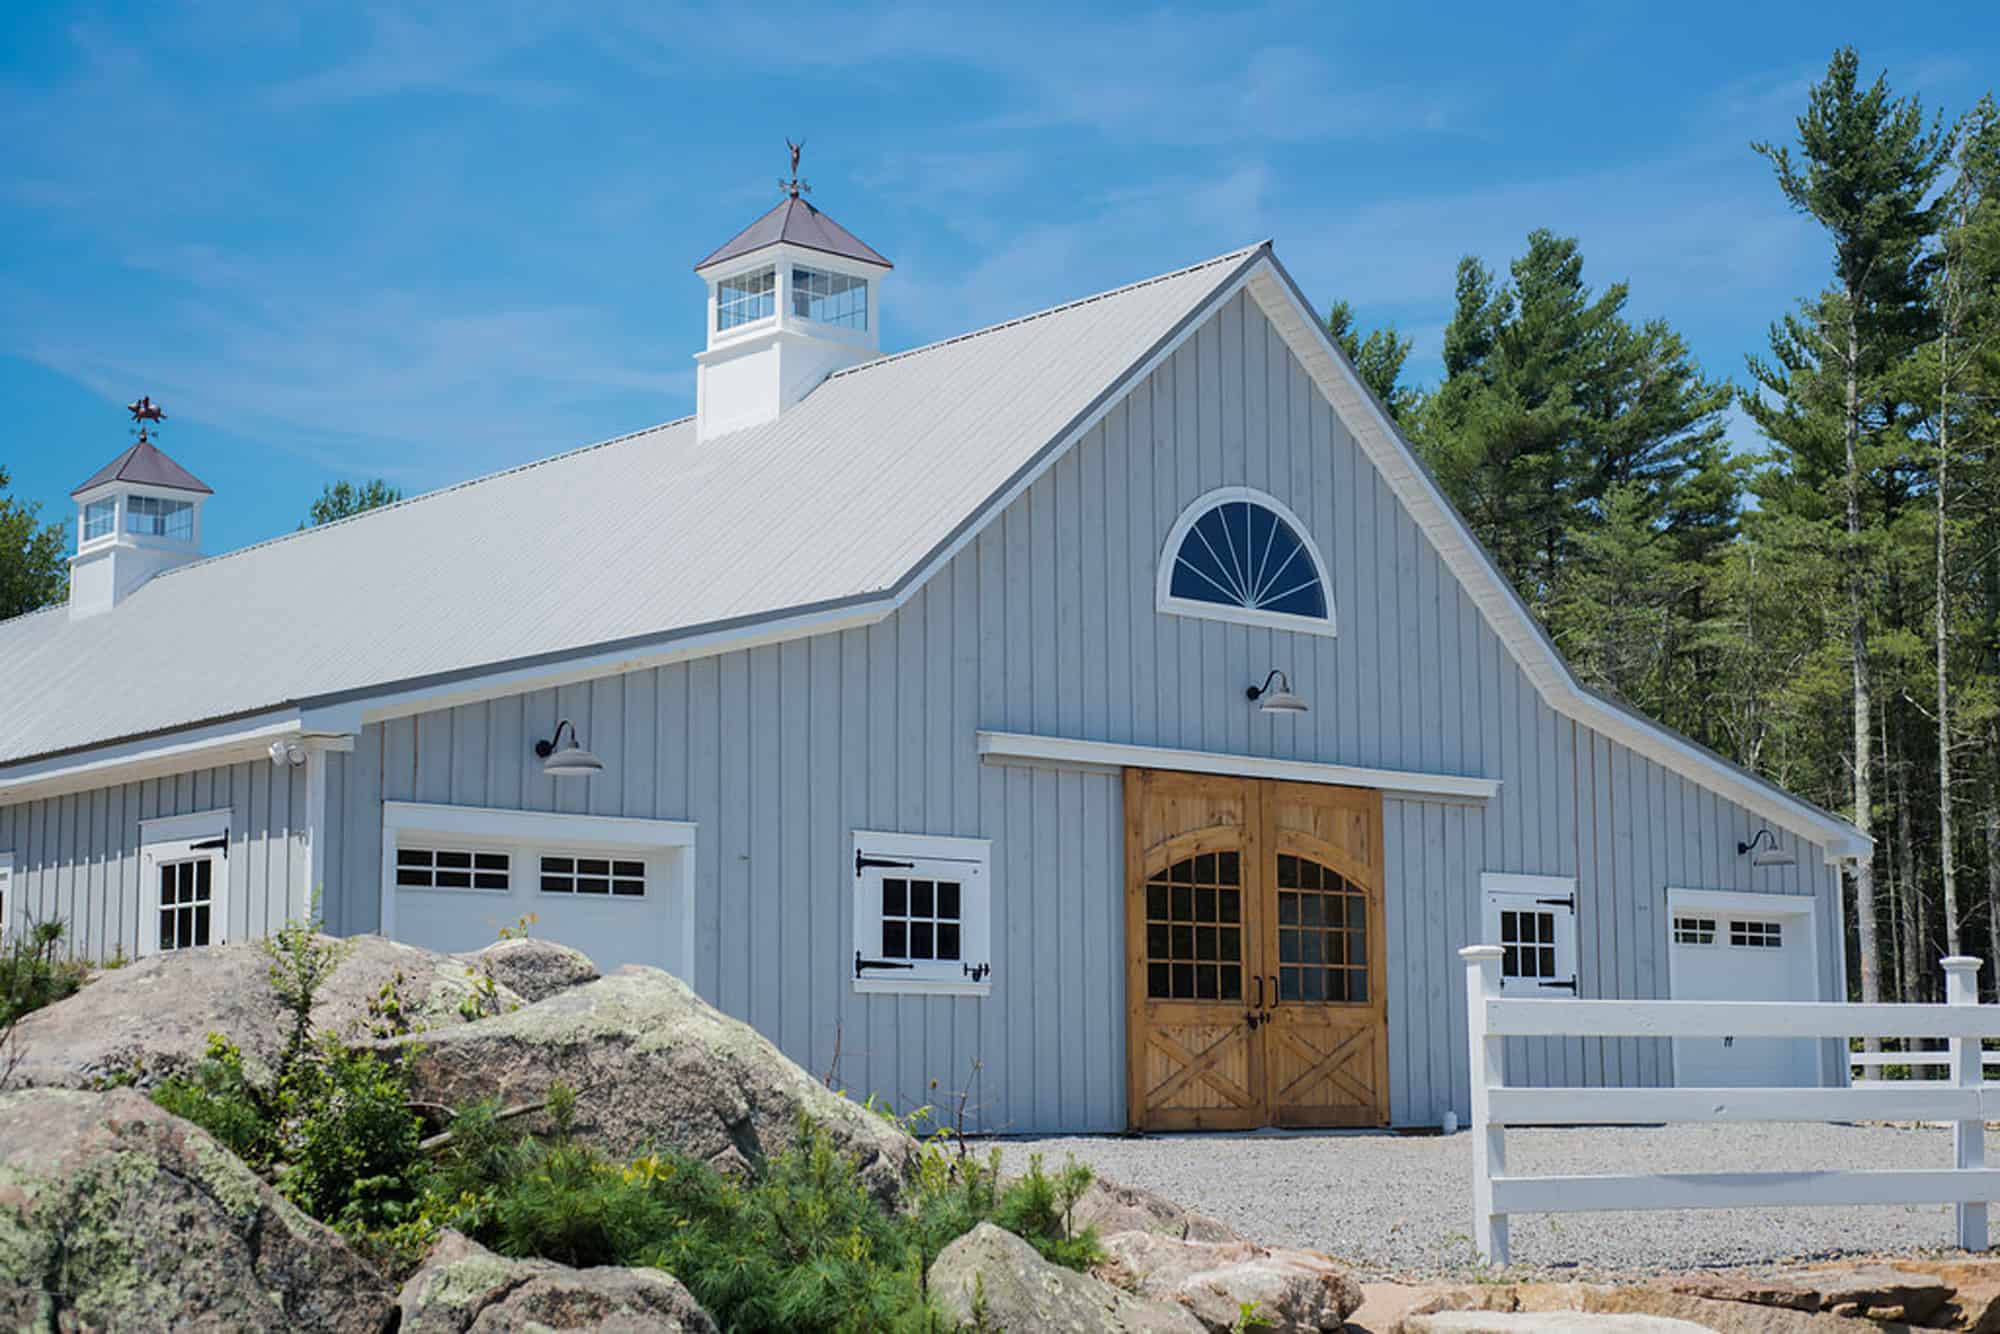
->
1463;945;2000;1266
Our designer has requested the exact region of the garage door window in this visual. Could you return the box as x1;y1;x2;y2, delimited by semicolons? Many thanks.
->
540;855;645;897
853;831;992;995
1730;919;1782;949
1673;916;1717;946
1480;873;1579;994
397;847;510;891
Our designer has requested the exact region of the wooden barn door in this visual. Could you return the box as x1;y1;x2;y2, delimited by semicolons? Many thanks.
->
1258;780;1389;1127
1126;770;1388;1131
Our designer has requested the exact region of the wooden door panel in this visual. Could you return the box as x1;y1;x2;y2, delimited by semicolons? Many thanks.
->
1136;1009;1266;1131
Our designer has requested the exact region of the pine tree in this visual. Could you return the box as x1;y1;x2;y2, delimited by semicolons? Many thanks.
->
1749;46;1952;1006
0;465;67;620
1326;301;1415;421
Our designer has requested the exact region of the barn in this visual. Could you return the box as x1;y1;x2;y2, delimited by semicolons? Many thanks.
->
0;187;1869;1132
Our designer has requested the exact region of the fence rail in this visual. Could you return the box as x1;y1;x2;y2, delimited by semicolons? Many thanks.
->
1463;946;1999;1265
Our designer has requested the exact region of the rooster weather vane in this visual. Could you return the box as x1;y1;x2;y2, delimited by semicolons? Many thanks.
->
779;139;810;200
126;394;166;446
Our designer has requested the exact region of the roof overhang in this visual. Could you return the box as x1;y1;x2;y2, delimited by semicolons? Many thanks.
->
0;707;354;805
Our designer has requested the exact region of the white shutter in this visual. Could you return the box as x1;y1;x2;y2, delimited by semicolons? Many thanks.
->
1481;873;1579;995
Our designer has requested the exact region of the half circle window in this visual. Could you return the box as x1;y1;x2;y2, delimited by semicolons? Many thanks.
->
1157;488;1335;636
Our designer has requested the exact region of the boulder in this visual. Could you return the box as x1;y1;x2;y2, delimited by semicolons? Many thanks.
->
1812;1265;1951;1322
398;1229;714;1332
1099;1230;1361;1332
1402;1315;1712;1333
388;966;916;1200
928;1222;1206;1333
9;934;525;1090
1070;1173;1242;1245
0;1087;394;1332
458;937;598;1003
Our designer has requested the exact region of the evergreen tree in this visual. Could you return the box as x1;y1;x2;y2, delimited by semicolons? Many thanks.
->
1326;300;1415;421
303;478;403;528
0;465;67;619
1748;46;1952;1006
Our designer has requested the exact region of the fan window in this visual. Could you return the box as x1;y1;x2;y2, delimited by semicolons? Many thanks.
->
1159;489;1334;635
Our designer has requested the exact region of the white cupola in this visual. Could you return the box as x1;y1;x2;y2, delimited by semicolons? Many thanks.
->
68;396;211;619
693;147;891;441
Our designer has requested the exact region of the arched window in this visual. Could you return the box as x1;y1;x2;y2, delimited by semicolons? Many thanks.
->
1157;488;1335;636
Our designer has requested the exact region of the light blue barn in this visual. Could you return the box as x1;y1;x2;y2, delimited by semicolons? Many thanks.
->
0;192;1869;1132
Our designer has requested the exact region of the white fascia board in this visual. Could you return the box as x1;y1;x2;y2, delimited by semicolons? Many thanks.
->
0;709;309;805
1240;259;1871;864
383;800;697;849
977;730;1500;801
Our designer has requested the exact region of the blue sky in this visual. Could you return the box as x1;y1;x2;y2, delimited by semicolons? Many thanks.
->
3;2;1996;554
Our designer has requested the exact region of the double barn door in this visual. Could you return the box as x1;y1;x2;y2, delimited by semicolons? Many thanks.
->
1124;770;1388;1130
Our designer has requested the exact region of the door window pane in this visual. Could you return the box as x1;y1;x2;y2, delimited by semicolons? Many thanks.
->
1144;850;1244;1000
1273;854;1368;1008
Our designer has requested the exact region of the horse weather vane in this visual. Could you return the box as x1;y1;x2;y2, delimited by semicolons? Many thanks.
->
779;139;811;200
126;394;166;446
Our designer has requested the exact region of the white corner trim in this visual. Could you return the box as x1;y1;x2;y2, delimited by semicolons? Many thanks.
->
139;807;232;845
1155;485;1338;638
976;731;1500;801
1239;260;1870;862
1667;886;1819;918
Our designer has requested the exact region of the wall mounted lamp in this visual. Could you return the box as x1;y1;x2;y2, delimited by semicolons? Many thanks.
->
267;739;306;768
1245;669;1307;715
1736;828;1797;868
535;719;604;778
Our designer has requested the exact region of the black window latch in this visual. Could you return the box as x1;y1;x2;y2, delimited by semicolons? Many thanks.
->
855;951;916;977
963;962;991;982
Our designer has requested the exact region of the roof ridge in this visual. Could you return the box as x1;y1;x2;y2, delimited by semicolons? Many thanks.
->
142;415;694;584
828;242;1268;381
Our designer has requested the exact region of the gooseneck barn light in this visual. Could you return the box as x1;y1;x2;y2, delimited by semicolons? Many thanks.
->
534;719;604;778
1245;668;1307;715
1736;828;1797;868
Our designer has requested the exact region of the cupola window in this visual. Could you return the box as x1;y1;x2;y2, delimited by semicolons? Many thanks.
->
1157;487;1335;636
82;498;116;543
716;266;776;331
126;495;194;541
792;266;867;330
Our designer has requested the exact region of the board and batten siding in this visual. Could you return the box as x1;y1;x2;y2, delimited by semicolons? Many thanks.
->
309;289;1844;1131
0;758;310;962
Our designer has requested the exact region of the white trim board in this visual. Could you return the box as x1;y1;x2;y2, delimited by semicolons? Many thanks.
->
976;731;1500;801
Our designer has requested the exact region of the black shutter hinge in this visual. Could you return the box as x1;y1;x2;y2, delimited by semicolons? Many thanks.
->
857;852;916;877
1540;976;1578;992
192;834;229;857
1536;895;1574;910
856;951;916;978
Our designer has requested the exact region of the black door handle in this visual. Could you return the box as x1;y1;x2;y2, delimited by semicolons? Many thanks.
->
1252;974;1264;1008
1270;973;1279;1006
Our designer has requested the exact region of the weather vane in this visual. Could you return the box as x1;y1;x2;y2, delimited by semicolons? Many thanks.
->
126;394;166;446
779;139;810;200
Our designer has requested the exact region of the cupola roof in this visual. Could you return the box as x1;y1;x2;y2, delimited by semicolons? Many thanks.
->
71;437;212;498
694;196;892;273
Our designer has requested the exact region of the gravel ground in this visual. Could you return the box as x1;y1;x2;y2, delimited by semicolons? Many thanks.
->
996;1123;2000;1280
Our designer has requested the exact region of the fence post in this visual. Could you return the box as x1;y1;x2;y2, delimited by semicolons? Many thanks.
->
1461;945;1508;1266
1944;955;1986;1252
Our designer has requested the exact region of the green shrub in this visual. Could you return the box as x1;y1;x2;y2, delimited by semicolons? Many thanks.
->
150;1034;278;1169
0;919;93;1026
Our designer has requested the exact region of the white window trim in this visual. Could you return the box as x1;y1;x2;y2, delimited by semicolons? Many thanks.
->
1156;485;1338;639
379;801;696;977
852;830;992;997
0;851;13;938
1480;872;1579;995
139;807;231;956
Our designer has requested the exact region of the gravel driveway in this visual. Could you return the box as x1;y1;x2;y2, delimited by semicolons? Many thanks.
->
996;1123;2000;1279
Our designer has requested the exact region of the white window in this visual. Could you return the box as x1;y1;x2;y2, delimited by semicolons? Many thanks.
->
540;854;646;897
853;831;991;995
1673;915;1717;946
396;846;511;891
126;494;194;540
81;498;116;543
140;810;230;955
791;266;867;329
1157;487;1336;638
1730;918;1783;949
716;265;776;330
1481;872;1578;994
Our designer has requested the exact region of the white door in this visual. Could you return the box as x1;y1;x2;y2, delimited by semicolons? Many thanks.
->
1668;891;1818;1087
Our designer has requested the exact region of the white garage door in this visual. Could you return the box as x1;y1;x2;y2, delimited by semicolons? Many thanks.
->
1667;889;1818;1087
382;802;694;978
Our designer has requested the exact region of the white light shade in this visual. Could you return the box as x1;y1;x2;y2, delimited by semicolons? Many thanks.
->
1750;846;1797;867
542;745;604;778
1259;687;1308;715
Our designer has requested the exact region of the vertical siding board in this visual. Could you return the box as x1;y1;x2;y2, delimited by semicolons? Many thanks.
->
779;639;811;1060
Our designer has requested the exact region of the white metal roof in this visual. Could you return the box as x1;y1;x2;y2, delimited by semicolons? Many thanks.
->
0;246;1259;765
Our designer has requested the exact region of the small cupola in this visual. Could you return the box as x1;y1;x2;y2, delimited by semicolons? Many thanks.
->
692;143;891;441
68;396;211;619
